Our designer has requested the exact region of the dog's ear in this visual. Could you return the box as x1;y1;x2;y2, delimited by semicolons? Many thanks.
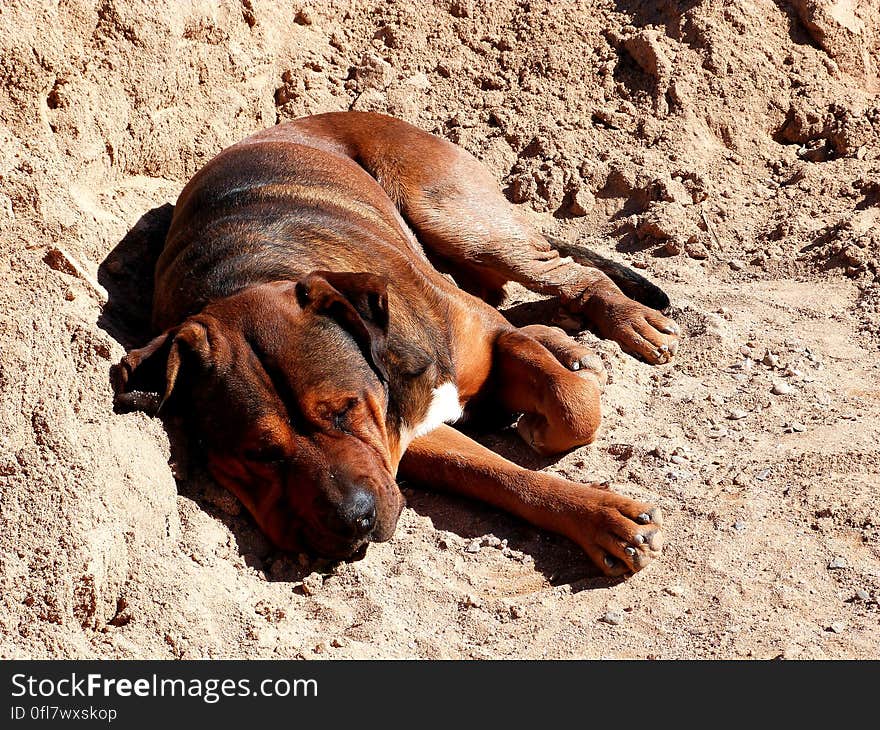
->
110;320;209;415
295;271;390;382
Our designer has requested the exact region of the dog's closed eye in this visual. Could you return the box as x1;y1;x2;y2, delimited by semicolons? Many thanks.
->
331;397;360;431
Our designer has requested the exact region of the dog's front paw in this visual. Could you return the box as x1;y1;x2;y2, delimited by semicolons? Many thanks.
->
567;487;665;577
580;293;680;364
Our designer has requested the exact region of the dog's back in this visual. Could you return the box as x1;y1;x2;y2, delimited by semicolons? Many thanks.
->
153;126;431;331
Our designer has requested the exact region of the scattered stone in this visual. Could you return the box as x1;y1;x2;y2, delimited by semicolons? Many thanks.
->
568;186;595;216
313;641;327;654
600;610;624;626
636;202;700;249
300;572;324;596
607;443;635;460
663;585;685;597
669;455;687;465
465;539;481;554
783;365;803;378
763;351;781;368
294;7;314;25
854;588;871;602
828;556;847;570
708;427;729;439
684;237;709;259
785;422;807;433
44;246;108;303
662;238;682;256
728;259;745;271
755;468;772;481
733;520;747;532
461;594;482;609
483;535;502;548
772;381;794;395
330;637;349;648
791;0;876;83
727;409;748;420
623;29;672;82
351;53;394;91
828;621;846;634
509;604;524;619
63;288;75;301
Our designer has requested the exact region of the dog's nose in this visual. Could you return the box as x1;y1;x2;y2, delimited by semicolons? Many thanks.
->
337;487;377;537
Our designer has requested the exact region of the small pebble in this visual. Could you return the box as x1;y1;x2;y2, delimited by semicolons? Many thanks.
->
509;605;524;619
828;622;846;634
729;259;745;271
63;288;75;301
461;595;482;609
483;535;502;548
755;468;772;481
330;637;349;648
763;351;780;368
294;7;314;24
600;610;624;626
854;588;871;602
733;520;747;532
466;539;481;554
670;455;687;465
728;409;748;420
772;382;794;395
301;572;323;596
663;585;685;597
828;556;847;570
785;422;807;433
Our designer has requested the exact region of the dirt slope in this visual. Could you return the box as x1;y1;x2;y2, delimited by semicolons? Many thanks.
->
1;0;878;659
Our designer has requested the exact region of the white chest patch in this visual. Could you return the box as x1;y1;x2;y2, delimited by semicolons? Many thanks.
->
400;382;463;450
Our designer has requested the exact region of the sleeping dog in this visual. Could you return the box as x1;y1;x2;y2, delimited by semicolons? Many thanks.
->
112;112;678;576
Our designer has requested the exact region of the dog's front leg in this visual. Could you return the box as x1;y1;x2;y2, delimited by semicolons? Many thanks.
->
399;425;664;577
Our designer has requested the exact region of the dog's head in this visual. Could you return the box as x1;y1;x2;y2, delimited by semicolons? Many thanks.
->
111;272;406;560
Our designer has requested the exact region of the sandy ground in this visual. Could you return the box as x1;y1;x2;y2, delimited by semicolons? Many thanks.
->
1;0;879;659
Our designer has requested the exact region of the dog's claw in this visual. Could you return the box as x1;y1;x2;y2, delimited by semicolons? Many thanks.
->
571;361;580;371
634;533;645;545
604;555;615;568
637;512;652;524
624;546;637;558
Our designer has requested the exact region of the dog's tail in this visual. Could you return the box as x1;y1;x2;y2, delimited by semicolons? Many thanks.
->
547;235;671;311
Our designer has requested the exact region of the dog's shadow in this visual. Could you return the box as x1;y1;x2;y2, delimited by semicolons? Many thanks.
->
97;205;612;592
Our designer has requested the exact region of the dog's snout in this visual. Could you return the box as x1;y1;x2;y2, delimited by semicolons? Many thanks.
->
337;486;377;537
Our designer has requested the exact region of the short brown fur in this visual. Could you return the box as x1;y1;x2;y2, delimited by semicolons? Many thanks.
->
112;112;679;576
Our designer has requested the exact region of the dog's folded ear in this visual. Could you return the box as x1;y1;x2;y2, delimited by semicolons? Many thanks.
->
295;271;390;382
110;320;209;415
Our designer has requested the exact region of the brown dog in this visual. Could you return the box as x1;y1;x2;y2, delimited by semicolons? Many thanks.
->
111;112;679;576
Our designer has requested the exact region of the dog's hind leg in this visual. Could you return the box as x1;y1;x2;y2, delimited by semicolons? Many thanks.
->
398;424;664;577
296;112;680;364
